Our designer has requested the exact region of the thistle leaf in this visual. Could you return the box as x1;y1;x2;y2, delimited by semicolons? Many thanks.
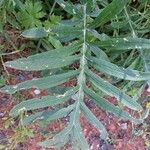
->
5;55;80;71
84;87;142;125
22;28;48;38
86;69;142;111
10;87;77;117
1;70;79;94
23;104;75;125
81;102;108;140
93;37;150;50
89;56;150;81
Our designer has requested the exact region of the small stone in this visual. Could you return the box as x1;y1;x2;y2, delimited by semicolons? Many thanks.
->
108;124;116;131
34;89;41;95
13;85;18;89
147;87;150;92
0;112;5;118
120;123;128;130
101;143;114;150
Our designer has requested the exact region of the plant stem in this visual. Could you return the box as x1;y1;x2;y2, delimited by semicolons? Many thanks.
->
0;56;10;79
49;0;56;16
78;4;87;102
124;6;136;38
72;4;87;125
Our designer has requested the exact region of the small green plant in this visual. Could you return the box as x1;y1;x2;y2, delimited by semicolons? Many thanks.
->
17;0;45;29
7;110;34;150
1;0;150;149
0;0;17;31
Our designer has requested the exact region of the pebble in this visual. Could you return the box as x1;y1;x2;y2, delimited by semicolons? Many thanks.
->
147;87;150;92
34;89;41;95
101;143;114;150
120;123;128;130
0;112;5;118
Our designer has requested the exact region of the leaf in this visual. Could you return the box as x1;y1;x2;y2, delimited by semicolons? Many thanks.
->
86;69;142;111
11;95;67;117
61;19;82;26
81;102;108;140
88;45;109;61
48;35;62;49
88;29;110;41
24;104;75;125
58;106;89;150
17;1;45;28
52;25;82;36
10;87;77;117
53;25;82;42
84;87;142;125
0;77;5;87
39;116;73;148
13;0;24;9
1;70;79;94
56;0;81;16
31;41;81;59
143;49;150;86
39;127;71;148
5;41;81;71
44;104;75;122
90;0;128;28
23;111;49;125
89;56;150;81
127;56;140;69
5;55;80;71
93;37;150;51
72;118;89;150
80;0;98;15
22;28;48;38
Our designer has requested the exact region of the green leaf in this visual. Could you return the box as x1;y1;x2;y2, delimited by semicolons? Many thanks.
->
0;77;5;87
93;37;150;51
81;102;108;140
23;111;48;125
33;41;81;59
90;0;128;28
22;28;48;38
48;35;62;49
86;69;142;111
5;55;80;71
52;25;82;36
17;1;45;28
88;45;109;61
53;25;82;42
39;117;73;148
72;118;89;150
10;87;77;117
5;41;81;71
89;56;150;81
80;0;96;13
24;105;74;125
84;87;142;125
56;0;81;16
44;104;75;122
1;70;79;94
88;29;110;41
143;49;150;85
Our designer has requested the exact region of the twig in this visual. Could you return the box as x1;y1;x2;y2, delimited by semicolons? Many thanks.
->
0;56;10;83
